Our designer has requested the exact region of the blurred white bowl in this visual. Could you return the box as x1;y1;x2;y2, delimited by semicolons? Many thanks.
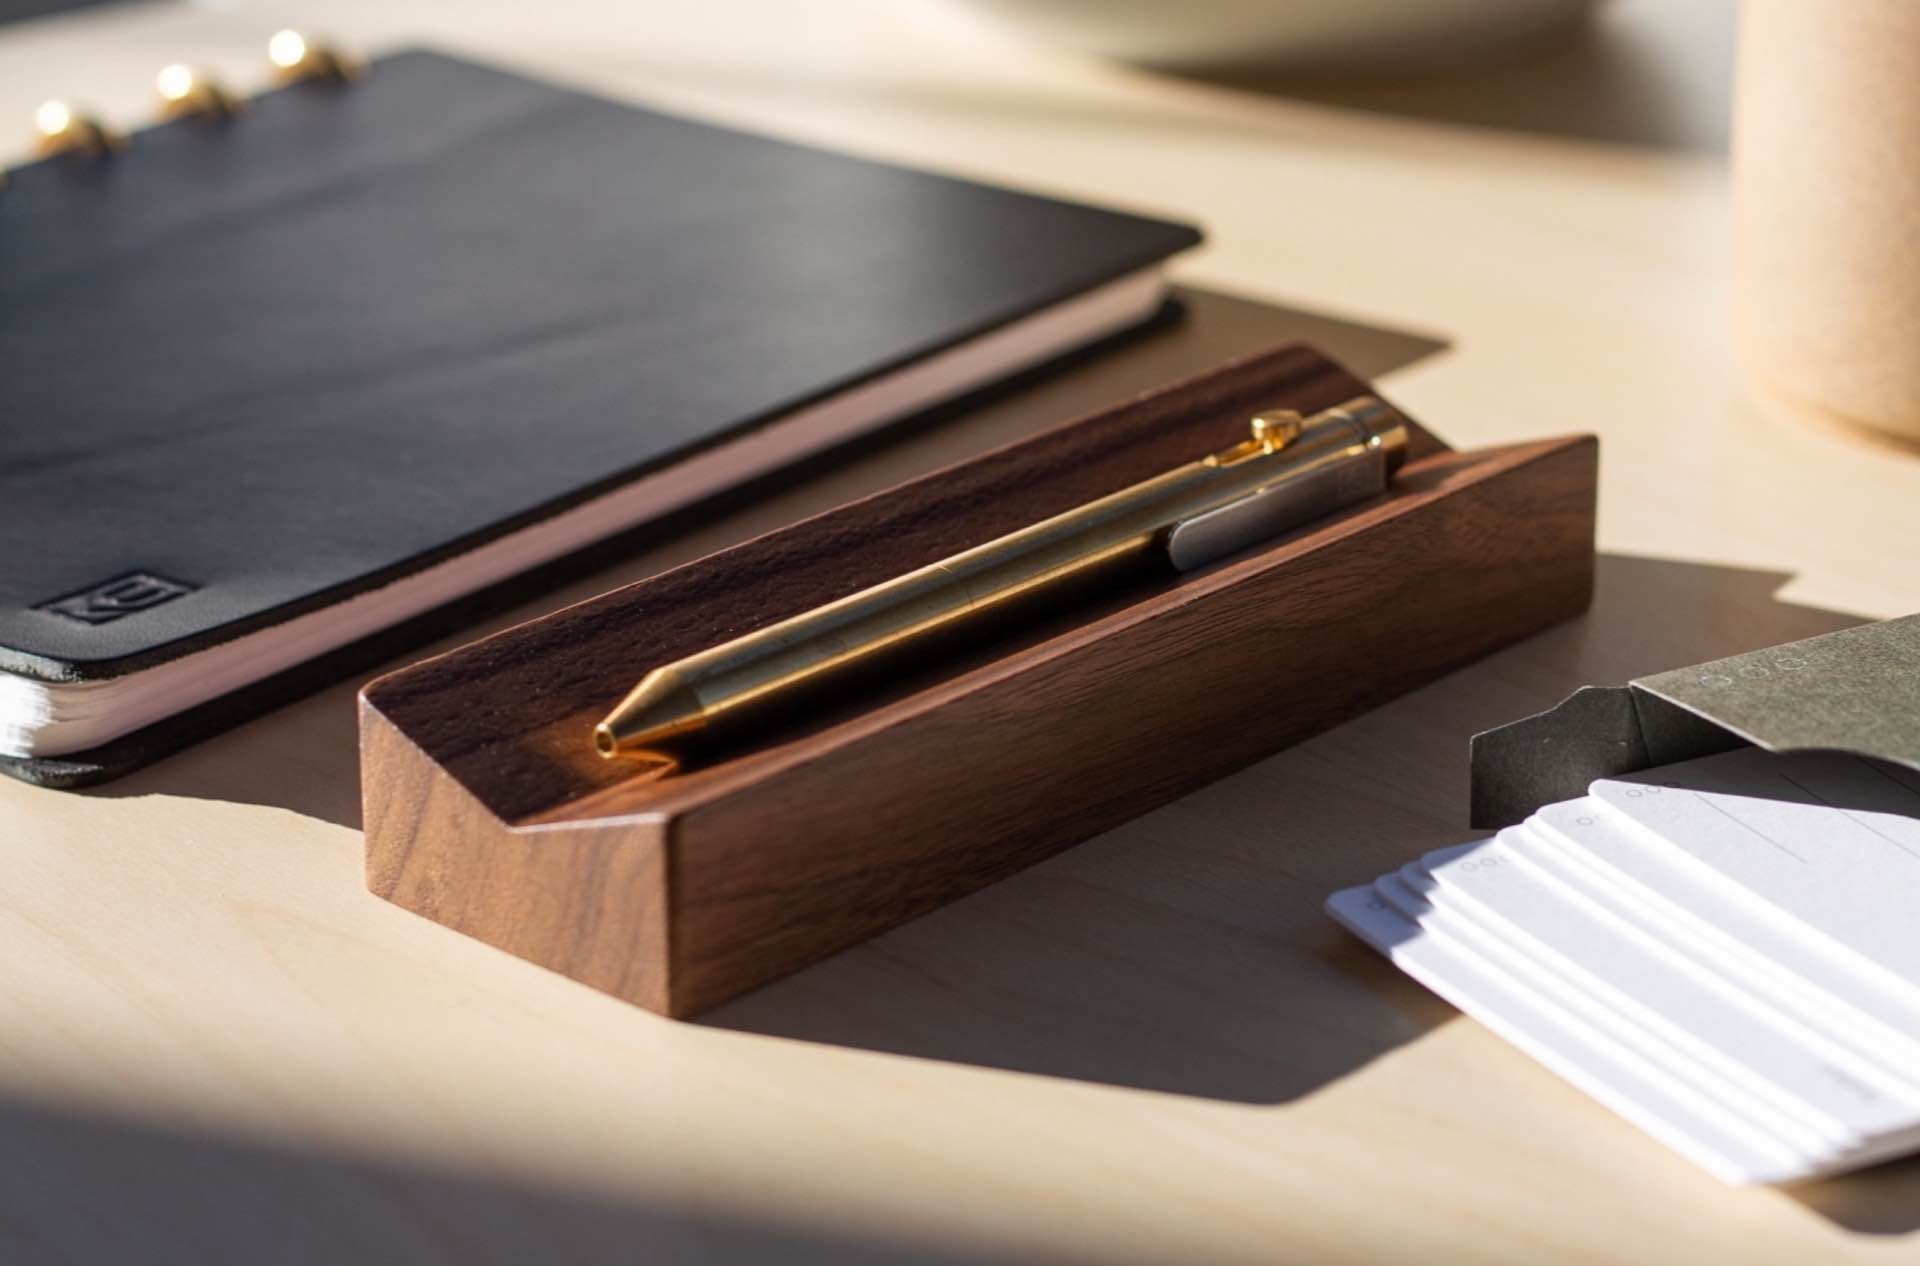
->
950;0;1597;70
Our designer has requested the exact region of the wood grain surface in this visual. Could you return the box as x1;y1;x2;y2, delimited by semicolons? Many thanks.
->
363;344;1594;1017
362;345;1422;824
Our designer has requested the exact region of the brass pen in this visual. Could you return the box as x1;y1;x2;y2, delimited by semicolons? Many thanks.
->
596;395;1409;764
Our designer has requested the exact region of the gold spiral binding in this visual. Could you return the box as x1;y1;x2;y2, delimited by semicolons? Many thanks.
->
9;35;363;186
31;99;124;160
266;31;365;84
156;65;243;121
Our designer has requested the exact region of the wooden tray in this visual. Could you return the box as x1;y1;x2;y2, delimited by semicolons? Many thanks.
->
361;344;1597;1016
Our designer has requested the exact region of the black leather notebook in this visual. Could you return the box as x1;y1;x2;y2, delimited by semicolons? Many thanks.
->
0;48;1199;786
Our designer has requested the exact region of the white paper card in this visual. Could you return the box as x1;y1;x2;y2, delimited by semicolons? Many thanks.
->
1591;748;1920;1001
1325;882;1803;1185
1525;795;1920;1080
1325;745;1920;1185
1416;836;1917;1148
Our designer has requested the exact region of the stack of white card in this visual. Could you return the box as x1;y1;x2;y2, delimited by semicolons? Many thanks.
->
1328;745;1920;1185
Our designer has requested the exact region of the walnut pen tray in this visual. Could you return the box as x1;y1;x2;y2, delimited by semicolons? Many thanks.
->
361;344;1598;1017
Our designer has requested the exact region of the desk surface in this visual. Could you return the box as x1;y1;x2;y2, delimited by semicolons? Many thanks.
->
7;2;1920;1262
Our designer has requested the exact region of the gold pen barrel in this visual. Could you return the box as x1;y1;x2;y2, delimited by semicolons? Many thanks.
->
596;396;1408;761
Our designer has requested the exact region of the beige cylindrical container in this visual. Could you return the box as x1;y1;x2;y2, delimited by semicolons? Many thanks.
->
1733;1;1920;443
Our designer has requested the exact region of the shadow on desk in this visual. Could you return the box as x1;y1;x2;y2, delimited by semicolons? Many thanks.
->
0;1096;1079;1266
1;1028;1914;1266
1795;1153;1920;1235
1164;0;1735;153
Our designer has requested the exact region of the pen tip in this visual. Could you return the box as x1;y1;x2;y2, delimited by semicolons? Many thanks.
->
595;666;706;759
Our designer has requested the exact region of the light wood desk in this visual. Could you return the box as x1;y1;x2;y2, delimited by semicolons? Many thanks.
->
5;2;1920;1262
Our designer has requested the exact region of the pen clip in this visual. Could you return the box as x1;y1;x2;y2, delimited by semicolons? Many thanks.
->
1165;459;1388;571
1249;410;1303;452
1210;409;1303;467
1168;399;1404;571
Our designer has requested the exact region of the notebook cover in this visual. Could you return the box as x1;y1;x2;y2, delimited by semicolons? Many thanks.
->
0;47;1197;783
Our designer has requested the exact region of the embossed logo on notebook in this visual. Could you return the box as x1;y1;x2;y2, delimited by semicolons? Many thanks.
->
38;572;197;625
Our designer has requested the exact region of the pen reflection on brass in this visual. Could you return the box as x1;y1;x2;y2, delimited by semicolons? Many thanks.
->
604;750;682;782
596;395;1410;768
